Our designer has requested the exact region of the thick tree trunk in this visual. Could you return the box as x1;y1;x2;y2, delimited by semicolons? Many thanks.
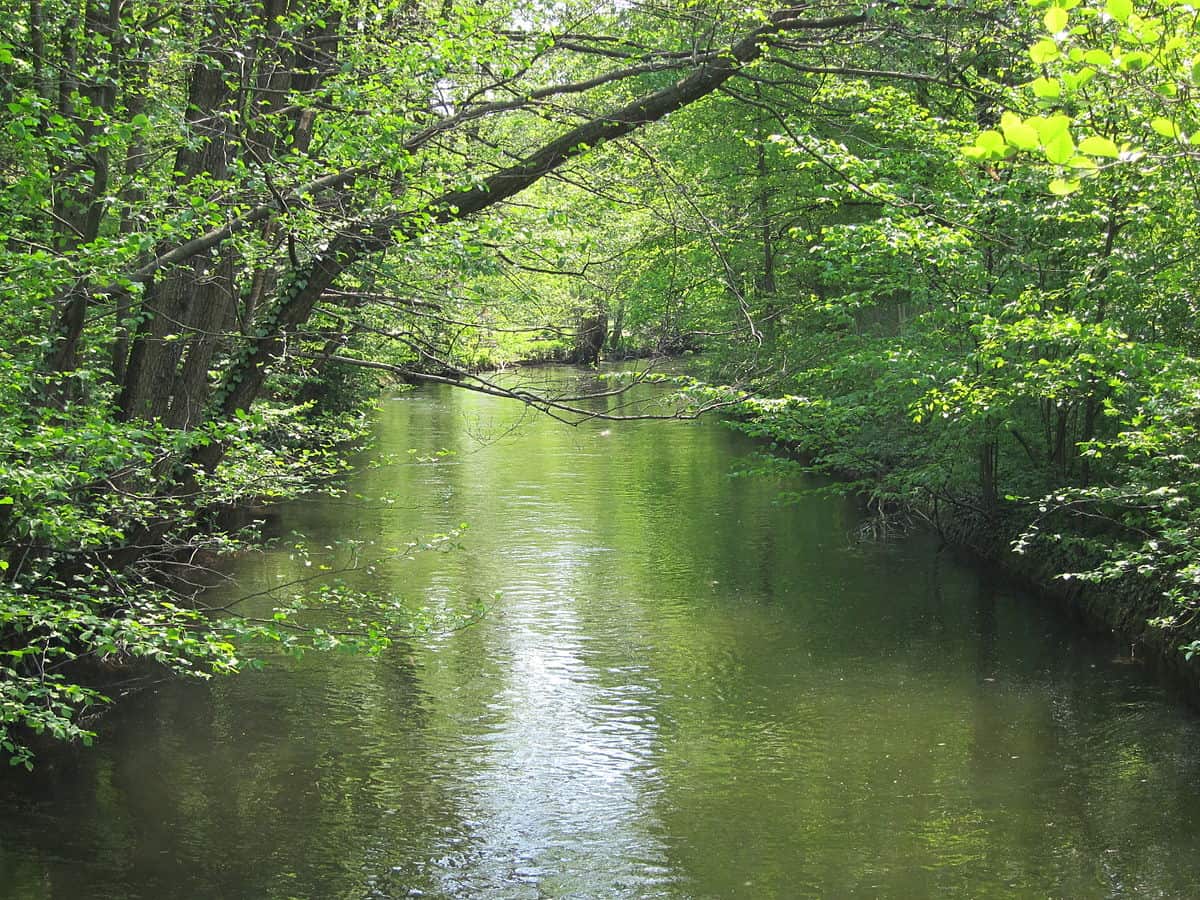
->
118;1;244;421
111;62;152;386
979;438;998;514
44;0;120;378
754;85;776;298
117;5;346;425
573;314;608;366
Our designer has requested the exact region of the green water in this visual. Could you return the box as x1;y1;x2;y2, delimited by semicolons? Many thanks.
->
4;366;1200;898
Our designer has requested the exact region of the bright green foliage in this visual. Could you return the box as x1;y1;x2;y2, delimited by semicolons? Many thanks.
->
747;1;1200;654
0;354;373;765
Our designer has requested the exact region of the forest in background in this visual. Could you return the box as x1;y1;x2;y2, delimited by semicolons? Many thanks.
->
5;0;1200;764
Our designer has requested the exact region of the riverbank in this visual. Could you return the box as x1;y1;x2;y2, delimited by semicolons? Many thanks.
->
935;506;1200;698
720;398;1200;700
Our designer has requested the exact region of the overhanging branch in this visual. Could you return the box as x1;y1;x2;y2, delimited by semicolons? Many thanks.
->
309;353;751;425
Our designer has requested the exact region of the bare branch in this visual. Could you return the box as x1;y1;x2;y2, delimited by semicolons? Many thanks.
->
306;353;750;425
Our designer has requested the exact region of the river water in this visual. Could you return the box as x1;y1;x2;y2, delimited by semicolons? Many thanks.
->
4;366;1200;898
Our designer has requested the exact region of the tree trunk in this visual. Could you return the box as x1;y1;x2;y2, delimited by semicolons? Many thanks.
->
979;438;998;514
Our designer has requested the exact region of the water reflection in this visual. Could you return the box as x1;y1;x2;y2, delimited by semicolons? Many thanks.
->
3;367;1200;898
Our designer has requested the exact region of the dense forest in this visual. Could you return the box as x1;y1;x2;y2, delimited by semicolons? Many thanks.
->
3;0;1200;765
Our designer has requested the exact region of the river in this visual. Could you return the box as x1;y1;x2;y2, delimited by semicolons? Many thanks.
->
3;366;1200;898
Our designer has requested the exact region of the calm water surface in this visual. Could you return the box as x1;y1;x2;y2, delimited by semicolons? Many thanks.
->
4;366;1200;898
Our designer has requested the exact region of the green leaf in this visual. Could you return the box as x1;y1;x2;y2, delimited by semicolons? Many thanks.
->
976;129;1009;158
1045;6;1069;31
1063;67;1097;90
1030;39;1061;64
1106;0;1132;21
1078;134;1120;157
1083;49;1112;66
1035;115;1075;164
1000;112;1040;150
1032;77;1062;99
1118;51;1150;71
1044;129;1076;164
1049;177;1082;194
1035;114;1072;141
1151;117;1181;139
